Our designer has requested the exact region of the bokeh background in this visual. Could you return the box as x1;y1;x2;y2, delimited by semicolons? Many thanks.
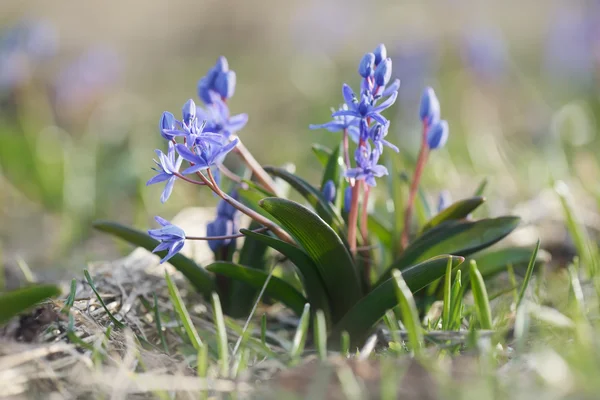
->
1;0;599;279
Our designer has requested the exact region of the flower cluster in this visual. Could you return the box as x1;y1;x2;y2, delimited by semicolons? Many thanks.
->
419;87;449;150
310;43;400;187
206;193;240;254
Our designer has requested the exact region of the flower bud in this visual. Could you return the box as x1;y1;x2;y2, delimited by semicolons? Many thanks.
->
214;70;236;99
343;186;352;213
159;111;177;140
182;99;196;125
419;87;441;125
322;180;336;203
197;77;213;105
373;44;387;65
426;120;449;150
206;216;235;253
214;56;229;73
358;52;376;78
374;58;392;86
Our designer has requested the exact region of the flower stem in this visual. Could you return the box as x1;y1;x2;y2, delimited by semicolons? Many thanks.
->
401;122;430;249
186;226;268;241
233;139;280;196
359;183;372;286
174;173;207;186
204;169;294;245
218;163;243;184
347;181;361;255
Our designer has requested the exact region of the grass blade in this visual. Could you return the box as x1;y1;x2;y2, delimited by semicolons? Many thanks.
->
314;309;328;361
84;270;125;328
391;270;423;354
211;292;229;377
516;240;541;308
290;303;311;365
469;261;493;329
442;257;453;330
164;271;203;350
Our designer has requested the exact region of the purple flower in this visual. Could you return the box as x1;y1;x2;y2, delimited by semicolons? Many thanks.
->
374;58;392;86
214;70;236;99
309;103;360;141
147;142;183;203
196;98;248;139
373;44;387;65
196;56;237;105
182;99;197;125
358;53;376;78
381;78;400;98
369;122;399;154
343;186;352;213
159;111;177;140
148;216;186;263
322;180;336;203
332;84;397;126
345;144;388;187
419;87;440;125
175;138;239;175
161;99;226;146
206;215;237;253
426;120;449;150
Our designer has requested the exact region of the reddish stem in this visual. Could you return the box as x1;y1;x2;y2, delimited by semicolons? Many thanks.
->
347;181;361;255
233;140;280;196
401;122;430;249
174;172;207;186
360;184;370;243
187;226;268;241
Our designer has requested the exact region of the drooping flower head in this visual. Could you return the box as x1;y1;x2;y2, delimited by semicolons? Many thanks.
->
146;141;183;203
207;193;240;254
148;217;186;263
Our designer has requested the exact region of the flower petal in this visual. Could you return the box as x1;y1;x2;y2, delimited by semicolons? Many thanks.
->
342;84;356;106
161;176;176;204
373;91;398;113
146;173;170;186
175;144;199;163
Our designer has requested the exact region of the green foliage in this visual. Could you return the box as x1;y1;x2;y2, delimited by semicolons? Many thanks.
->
0;284;61;324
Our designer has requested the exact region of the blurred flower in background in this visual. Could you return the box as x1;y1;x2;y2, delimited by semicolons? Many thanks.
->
0;18;57;92
460;26;508;84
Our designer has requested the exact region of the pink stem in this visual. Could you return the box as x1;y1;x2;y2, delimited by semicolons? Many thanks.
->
401;122;430;249
347;181;361;255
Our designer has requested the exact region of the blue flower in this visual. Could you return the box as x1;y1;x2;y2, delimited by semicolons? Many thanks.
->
196;98;248;139
206;215;237;253
381;78;400;98
426;120;449;150
332;84;397;126
182;99;197;125
321;180;336;203
419;87;440;125
358;53;376;78
147;142;183;203
368;122;399;154
345;144;388;187
159;111;177;140
373;44;387;65
343;186;352;213
214;70;236;99
309;104;360;142
196;56;237;104
148;216;186;263
175;138;239;175
374;58;392;87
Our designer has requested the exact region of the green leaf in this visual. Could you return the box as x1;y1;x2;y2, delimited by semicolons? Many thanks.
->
165;271;203;350
419;197;486;234
290;303;311;365
228;221;270;318
379;216;520;285
93;221;214;294
467;245;550;282
263;166;346;235
211;293;229;377
367;215;393;250
331;255;464;343
391;270;423;354
473;178;489;197
0;284;61;324
469;261;493;329
516;240;541;308
206;262;306;315
240;229;331;319
312;144;333;167
259;197;362;322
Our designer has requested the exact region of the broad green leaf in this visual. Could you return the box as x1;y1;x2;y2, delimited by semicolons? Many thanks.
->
241;229;331;318
93;221;214;294
206;262;306;315
312;144;333;167
367;215;393;250
378;216;520;285
331;255;464;343
0;284;61;324
420;197;486;234
467;245;550;283
263;167;346;235
228;221;270;318
259;198;361;322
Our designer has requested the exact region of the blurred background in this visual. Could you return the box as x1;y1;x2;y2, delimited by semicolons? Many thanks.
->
1;0;599;279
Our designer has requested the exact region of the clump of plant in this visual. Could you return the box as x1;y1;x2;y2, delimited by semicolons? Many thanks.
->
96;45;527;344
